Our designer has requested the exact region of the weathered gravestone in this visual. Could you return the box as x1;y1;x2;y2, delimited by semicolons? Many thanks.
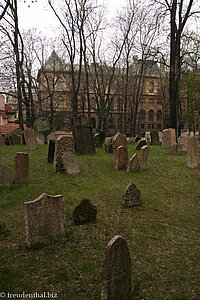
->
61;152;80;174
0;134;5;146
187;136;199;169
24;128;37;150
36;132;45;145
178;136;189;151
73;199;97;224
53;135;74;171
101;235;132;300
145;131;151;142
10;133;23;145
114;146;129;170
162;128;176;148
112;132;127;153
139;145;150;170
14;152;29;183
104;137;113;153
150;131;159;145
127;153;139;172
122;182;141;207
169;143;182;154
135;139;146;150
47;139;55;163
0;164;10;187
4;134;14;145
24;193;65;246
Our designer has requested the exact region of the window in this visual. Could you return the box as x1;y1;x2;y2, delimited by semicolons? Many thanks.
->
48;77;53;90
90;97;96;110
157;124;162;130
152;123;154;129
157;110;162;121
140;109;146;121
57;77;64;89
141;124;145;129
57;96;64;110
149;81;154;93
148;109;154;121
148;124;151;129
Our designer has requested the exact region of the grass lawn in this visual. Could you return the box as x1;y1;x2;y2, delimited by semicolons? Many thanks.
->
0;143;200;299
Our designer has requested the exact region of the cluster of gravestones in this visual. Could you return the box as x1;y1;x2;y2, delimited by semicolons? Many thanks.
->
104;132;150;172
0;127;45;147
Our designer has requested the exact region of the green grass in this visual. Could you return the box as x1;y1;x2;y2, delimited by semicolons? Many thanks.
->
0;143;200;299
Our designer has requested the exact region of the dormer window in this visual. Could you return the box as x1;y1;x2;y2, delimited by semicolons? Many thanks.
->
149;81;154;93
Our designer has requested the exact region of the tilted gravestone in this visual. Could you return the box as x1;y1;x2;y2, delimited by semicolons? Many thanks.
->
73;199;97;224
14;152;29;183
139;145;150;170
24;193;65;246
187;136;198;169
135;139;146;150
0;164;10;187
61;152;80;174
101;235;132;300
122;182;141;207
53;135;74;171
0;134;6;146
47;139;55;163
104;137;113;153
24;128;37;150
73;118;95;155
150;131;159;145
114;146;129;170
127;153;139;172
112;132;127;153
162;128;176;148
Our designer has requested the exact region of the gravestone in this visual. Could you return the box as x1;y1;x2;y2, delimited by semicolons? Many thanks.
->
104;137;113;153
162;128;176;148
53;135;74;171
14;152;29;183
36;132;45;145
112;132;127;153
4;134;14;145
127;153;139;172
24;128;37;150
145;132;151;142
0;164;10;187
10;133;23;145
73;126;95;154
178;136;189;151
24;193;65;246
61;152;80;174
169;143;182;154
122;182;141;207
150;131;159;145
47;140;55;163
135;139;146;150
0;134;6;146
139;145;150;170
101;235;132;300
187;136;198;169
73;199;97;224
47;132;55;144
114;146;129;170
94;131;105;148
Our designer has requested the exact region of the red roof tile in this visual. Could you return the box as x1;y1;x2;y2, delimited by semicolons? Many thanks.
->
0;124;21;135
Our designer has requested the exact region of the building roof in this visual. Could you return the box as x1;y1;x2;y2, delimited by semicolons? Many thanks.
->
138;60;161;76
0;124;21;135
43;50;67;71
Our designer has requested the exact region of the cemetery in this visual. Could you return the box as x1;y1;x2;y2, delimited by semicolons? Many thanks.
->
0;132;200;299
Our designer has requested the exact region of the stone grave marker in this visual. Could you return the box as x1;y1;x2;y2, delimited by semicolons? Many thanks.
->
135;139;146;150
73;122;95;154
112;132;127;153
53;135;74;171
114;146;129;170
61;152;80;174
94;131;105;148
24;193;65;246
104;137;113;153
178;136;189;151
150;131;159;145
187;136;198;168
162;128;176;148
36;132;45;145
101;235;132;300
127;153;139;172
0;164;10;187
73;199;97;224
169;143;182;154
10;133;23;145
139;145;150;170
122;182;141;207
0;134;6;146
47;139;55;163
24;128;37;150
14;152;29;183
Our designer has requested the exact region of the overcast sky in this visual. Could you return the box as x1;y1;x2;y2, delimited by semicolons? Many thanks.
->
19;0;127;36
